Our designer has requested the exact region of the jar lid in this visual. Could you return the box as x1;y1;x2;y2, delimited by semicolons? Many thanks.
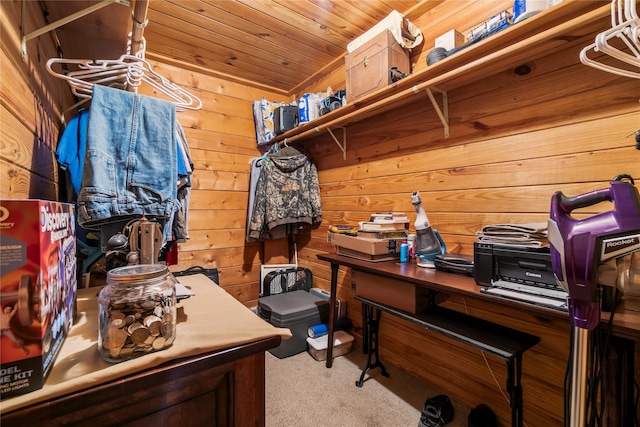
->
107;264;168;284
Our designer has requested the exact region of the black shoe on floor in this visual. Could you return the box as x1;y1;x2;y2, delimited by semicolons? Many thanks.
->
468;404;497;427
418;394;454;427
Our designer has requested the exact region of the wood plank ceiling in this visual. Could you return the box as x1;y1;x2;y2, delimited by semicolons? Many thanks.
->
39;0;435;94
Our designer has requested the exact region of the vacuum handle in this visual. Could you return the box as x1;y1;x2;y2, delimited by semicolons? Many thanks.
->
555;188;611;213
433;229;446;254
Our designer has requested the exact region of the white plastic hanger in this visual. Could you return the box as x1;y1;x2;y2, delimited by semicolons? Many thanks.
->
580;0;640;79
46;37;202;111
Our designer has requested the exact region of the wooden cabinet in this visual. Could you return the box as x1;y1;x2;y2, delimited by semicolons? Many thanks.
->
0;337;279;427
0;276;285;427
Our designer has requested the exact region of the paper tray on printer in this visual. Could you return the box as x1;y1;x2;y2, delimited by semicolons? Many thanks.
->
481;280;568;311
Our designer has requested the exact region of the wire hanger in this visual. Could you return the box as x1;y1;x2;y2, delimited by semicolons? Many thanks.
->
580;0;640;79
46;36;202;111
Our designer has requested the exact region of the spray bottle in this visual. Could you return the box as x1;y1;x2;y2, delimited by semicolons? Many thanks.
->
412;191;446;268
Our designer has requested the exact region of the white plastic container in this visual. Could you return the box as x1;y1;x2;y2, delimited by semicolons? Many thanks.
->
513;0;550;24
306;330;354;361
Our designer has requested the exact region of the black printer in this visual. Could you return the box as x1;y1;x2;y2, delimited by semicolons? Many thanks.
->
473;242;556;287
473;242;568;310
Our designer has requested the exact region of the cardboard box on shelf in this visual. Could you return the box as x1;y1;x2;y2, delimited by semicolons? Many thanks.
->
435;29;465;51
0;200;77;398
327;232;405;256
336;246;399;262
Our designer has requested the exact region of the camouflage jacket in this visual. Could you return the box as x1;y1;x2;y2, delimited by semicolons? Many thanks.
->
248;153;322;240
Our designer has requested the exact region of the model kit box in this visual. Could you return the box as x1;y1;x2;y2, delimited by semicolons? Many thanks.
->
0;200;76;398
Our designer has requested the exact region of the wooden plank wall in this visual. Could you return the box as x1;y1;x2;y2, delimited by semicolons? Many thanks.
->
292;1;640;426
136;60;287;305
0;0;73;200
2;0;639;426
1;0;287;307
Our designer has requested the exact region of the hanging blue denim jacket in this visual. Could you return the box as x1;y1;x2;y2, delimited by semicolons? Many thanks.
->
77;84;178;243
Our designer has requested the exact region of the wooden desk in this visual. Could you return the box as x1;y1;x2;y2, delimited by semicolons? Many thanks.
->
317;253;564;366
0;274;290;426
317;252;639;426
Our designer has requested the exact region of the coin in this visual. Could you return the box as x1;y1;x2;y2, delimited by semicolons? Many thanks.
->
130;327;150;345
161;321;174;338
165;334;175;346
110;311;126;320
120;346;134;358
111;318;126;329
107;326;127;345
141;300;156;310
154;306;163;317
152;336;166;350
128;322;143;334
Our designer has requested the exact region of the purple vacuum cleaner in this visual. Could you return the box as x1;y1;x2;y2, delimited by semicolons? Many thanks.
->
548;174;640;427
548;174;640;330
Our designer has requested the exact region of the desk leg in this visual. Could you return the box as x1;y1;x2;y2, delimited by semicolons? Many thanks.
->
356;303;389;387
361;301;369;354
506;355;523;427
325;262;339;368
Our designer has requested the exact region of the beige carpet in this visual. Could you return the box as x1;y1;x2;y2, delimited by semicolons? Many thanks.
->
265;343;469;427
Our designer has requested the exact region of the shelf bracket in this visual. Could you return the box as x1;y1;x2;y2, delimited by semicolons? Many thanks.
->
326;127;347;160
421;86;449;138
21;0;131;57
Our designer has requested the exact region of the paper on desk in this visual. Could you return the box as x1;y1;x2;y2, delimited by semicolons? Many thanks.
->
476;222;549;248
176;282;195;300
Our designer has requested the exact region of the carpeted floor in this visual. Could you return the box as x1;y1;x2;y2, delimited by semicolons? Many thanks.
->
265;343;469;427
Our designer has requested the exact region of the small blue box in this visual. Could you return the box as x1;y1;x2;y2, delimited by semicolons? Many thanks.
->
298;93;312;124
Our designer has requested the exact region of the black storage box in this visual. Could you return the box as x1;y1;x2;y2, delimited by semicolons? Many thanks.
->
274;105;298;135
258;290;329;358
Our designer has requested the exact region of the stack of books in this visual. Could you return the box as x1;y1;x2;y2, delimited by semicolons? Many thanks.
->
358;212;410;239
327;212;412;262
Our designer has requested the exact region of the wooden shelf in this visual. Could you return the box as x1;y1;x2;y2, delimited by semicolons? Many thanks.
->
268;1;610;148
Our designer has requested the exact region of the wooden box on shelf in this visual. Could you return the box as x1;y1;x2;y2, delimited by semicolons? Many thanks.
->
345;29;409;103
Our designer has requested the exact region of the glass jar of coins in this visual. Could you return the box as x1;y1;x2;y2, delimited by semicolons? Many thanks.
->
98;264;177;363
